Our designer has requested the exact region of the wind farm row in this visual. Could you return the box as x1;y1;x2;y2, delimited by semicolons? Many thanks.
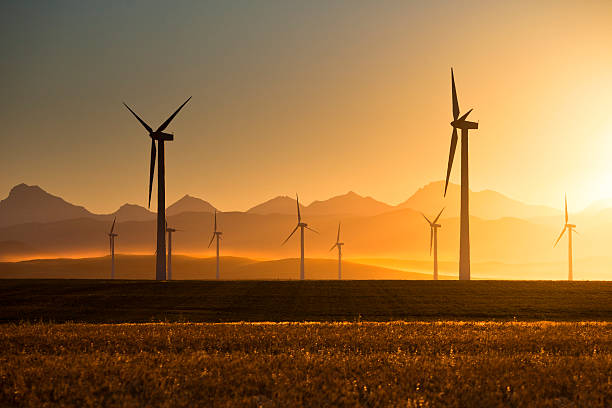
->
113;68;578;282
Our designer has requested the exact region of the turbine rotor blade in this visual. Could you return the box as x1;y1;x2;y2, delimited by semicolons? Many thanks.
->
553;226;567;247
329;243;337;252
148;140;156;208
123;103;153;133
214;211;217;232
296;194;301;223
444;128;458;197
421;212;432;225
305;226;319;234
208;233;215;248
337;222;341;242
433;207;445;224
156;97;192;133
458;108;473;121
282;225;299;245
429;227;433;255
565;194;568;223
451;68;459;120
110;217;116;234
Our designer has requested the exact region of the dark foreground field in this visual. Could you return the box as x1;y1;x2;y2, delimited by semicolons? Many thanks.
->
1;280;612;322
1;322;610;407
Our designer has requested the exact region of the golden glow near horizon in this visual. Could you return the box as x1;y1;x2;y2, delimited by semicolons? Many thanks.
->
0;1;611;214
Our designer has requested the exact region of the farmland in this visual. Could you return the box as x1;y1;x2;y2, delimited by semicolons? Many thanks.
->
1;280;611;323
1;322;611;407
2;280;611;406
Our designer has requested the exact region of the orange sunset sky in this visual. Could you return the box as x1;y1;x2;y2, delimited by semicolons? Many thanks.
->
1;1;611;213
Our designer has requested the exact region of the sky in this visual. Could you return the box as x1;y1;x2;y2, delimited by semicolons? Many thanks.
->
1;0;611;213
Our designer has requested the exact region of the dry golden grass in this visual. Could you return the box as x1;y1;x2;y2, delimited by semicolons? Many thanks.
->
1;322;611;407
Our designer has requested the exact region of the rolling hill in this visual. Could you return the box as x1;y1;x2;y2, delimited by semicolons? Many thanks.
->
0;255;438;280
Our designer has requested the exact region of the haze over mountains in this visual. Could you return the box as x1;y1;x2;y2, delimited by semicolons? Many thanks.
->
2;181;612;280
0;181;561;228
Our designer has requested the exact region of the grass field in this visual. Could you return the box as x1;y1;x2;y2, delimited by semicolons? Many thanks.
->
1;322;611;407
1;280;611;323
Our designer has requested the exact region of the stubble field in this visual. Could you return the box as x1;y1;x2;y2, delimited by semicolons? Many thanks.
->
1;322;611;407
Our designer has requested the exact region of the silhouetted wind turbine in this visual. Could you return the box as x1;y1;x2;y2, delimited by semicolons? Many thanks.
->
444;68;478;281
329;222;344;280
108;217;118;279
554;195;577;281
282;194;318;280
166;220;181;281
208;211;222;280
421;208;444;280
124;97;191;280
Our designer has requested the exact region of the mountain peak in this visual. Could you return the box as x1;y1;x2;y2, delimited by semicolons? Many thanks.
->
9;183;45;197
247;195;303;215
306;191;392;216
1;184;92;227
167;195;216;216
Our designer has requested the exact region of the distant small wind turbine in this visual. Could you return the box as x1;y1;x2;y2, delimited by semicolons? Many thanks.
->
208;211;222;280
554;195;577;281
124;97;191;281
444;68;478;281
329;222;344;280
421;208;444;280
282;194;318;280
166;221;181;281
108;217;118;279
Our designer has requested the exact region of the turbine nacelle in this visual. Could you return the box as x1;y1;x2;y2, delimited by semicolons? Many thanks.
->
298;222;308;228
432;224;441;228
451;108;478;130
566;224;576;229
451;119;478;130
108;233;118;237
150;131;174;141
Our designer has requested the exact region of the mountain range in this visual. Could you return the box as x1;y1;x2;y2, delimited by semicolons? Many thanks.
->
3;181;612;281
0;181;561;228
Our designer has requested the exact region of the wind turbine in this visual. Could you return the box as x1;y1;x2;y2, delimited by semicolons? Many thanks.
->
444;68;478;281
166;220;181;281
208;211;222;280
124;97;191;280
554;195;577;281
108;217;118;279
421;208;444;280
282;194;318;280
329;222;344;280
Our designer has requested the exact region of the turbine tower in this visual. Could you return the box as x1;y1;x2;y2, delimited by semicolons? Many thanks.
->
554;195;577;281
124;97;191;280
282;194;318;280
166;221;181;281
108;217;118;279
208;211;223;280
329;222;344;280
444;68;478;281
421;208;444;280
